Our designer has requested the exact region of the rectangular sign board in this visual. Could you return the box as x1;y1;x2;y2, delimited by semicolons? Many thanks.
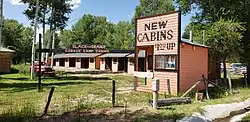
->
152;79;160;91
134;71;153;78
136;11;180;55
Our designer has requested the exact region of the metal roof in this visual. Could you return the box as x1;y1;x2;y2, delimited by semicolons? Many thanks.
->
0;48;15;53
54;53;102;59
126;50;145;58
99;53;130;58
181;39;209;48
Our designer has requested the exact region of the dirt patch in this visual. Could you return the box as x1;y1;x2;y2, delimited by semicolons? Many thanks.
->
33;107;159;122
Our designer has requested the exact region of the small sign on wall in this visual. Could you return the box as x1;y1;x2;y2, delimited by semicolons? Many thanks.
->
134;71;153;78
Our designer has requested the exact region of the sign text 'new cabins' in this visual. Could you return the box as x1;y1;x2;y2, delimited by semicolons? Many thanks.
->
136;12;180;54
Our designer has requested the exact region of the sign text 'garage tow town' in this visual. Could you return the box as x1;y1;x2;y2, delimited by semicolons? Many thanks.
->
65;44;109;53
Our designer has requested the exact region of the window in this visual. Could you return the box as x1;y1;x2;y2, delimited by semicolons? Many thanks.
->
90;58;94;63
155;55;177;70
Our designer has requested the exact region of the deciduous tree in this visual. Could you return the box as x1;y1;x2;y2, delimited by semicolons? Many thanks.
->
2;19;34;64
176;0;250;82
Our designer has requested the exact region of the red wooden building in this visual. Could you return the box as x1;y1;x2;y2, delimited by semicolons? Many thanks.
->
134;11;209;95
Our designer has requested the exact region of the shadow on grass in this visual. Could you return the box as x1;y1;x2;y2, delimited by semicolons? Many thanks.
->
0;81;92;92
0;68;20;75
231;78;247;88
52;76;112;81
0;75;112;82
63;70;126;75
0;77;30;81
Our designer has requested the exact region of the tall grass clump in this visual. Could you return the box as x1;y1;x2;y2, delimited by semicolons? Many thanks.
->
0;102;37;122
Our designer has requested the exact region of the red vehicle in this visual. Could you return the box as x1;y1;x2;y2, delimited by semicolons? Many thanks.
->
30;61;56;76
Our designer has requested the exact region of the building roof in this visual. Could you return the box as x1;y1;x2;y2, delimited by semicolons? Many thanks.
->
109;50;134;53
181;39;209;48
54;53;102;59
0;48;15;53
99;53;131;58
126;50;145;58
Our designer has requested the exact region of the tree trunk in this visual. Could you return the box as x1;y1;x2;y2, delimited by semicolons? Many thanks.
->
45;6;54;64
24;56;26;65
247;63;250;87
42;5;46;62
223;57;227;87
216;59;221;79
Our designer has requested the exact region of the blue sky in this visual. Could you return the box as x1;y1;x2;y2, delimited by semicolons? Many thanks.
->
4;0;191;35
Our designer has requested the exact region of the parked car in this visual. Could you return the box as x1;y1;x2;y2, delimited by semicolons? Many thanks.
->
30;61;56;76
230;63;246;74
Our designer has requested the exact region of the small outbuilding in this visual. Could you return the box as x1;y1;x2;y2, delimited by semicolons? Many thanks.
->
134;11;209;95
126;50;146;74
54;53;102;70
99;52;131;72
0;48;14;73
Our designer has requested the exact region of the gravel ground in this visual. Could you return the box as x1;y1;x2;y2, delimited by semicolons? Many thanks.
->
178;98;250;122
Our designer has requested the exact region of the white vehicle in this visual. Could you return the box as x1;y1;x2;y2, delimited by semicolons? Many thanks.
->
230;63;246;74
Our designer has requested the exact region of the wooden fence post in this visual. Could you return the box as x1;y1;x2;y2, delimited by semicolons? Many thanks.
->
228;73;233;94
244;73;248;88
181;80;201;98
167;79;171;96
152;79;160;109
112;80;116;107
133;76;136;90
41;87;55;116
202;75;210;100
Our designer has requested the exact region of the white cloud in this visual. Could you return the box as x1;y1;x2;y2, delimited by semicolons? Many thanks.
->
8;0;24;5
8;0;81;9
67;0;81;9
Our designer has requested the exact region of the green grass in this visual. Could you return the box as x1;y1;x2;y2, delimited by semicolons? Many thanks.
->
1;64;250;121
241;114;250;122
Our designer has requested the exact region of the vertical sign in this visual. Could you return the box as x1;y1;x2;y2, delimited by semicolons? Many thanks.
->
136;11;180;55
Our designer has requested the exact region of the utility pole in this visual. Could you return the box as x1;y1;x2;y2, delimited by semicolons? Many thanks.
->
31;0;40;80
0;0;3;48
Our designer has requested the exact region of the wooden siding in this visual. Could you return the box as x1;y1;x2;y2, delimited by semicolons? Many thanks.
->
112;58;118;72
180;42;208;92
153;72;178;95
100;58;105;71
95;57;100;69
127;57;134;74
0;52;12;73
136;12;180;94
55;60;59;67
89;58;95;69
76;58;81;68
136;12;179;55
65;58;69;67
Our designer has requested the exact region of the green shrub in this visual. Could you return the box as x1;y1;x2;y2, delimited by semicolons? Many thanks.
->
12;64;30;76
